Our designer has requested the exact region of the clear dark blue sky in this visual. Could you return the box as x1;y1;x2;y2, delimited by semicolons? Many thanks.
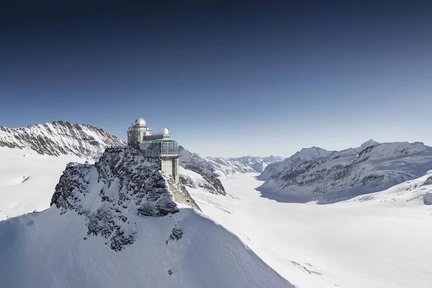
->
1;0;431;156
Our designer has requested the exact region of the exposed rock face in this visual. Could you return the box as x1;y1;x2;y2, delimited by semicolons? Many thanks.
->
51;148;197;250
0;121;124;158
179;146;227;195
179;146;282;195
259;141;432;203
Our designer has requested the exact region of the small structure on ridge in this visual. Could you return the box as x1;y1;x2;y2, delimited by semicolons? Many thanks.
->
127;118;179;183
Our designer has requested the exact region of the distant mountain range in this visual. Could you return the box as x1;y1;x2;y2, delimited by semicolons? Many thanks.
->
3;121;431;205
259;140;432;203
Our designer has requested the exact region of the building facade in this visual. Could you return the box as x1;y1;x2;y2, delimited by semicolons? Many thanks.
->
127;118;179;183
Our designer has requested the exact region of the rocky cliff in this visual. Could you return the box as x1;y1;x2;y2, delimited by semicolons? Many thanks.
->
0;121;123;158
51;147;198;250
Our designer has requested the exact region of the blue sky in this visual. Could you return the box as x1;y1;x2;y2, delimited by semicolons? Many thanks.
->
0;0;431;157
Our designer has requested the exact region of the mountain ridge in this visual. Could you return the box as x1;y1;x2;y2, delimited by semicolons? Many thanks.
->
259;141;432;203
0;121;124;159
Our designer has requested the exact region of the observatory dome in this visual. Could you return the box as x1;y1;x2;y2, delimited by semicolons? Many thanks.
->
134;118;146;127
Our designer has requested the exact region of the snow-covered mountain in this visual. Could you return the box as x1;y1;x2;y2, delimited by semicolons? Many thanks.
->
259;141;432;203
0;148;292;288
260;146;332;181
51;147;199;250
213;155;283;174
178;147;280;195
0;121;125;219
0;121;124;159
179;147;229;195
345;169;432;206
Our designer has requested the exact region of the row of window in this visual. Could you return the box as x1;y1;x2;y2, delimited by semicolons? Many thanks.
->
139;140;178;157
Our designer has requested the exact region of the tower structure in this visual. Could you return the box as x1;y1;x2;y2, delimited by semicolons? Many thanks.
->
127;118;151;149
127;118;179;183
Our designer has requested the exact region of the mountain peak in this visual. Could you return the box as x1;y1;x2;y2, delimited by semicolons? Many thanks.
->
51;148;187;250
360;139;379;148
0;121;124;158
294;146;331;160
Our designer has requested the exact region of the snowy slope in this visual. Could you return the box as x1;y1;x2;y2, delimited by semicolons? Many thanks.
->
345;169;432;206
0;120;122;220
179;146;228;195
0;147;83;220
259;141;432;203
188;173;432;288
0;121;124;159
0;148;292;288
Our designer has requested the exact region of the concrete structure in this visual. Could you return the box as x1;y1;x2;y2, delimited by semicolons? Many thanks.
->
127;118;179;183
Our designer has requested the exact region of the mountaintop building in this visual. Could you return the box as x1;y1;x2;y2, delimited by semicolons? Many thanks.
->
127;117;179;183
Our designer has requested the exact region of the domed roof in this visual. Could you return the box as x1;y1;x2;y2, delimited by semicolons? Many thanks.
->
163;128;170;135
134;118;146;127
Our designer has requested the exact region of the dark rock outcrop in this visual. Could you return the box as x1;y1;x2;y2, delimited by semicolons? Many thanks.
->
51;148;194;250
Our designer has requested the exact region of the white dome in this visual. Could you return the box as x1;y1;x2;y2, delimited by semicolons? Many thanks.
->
163;128;170;135
134;118;146;127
